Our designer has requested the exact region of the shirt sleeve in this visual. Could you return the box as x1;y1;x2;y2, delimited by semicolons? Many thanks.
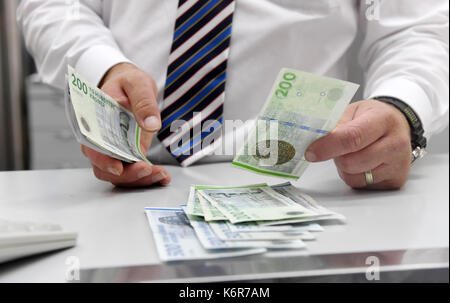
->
17;0;132;89
359;0;449;137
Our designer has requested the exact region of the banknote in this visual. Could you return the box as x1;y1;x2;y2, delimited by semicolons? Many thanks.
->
185;186;204;217
233;68;359;179
227;221;295;233
144;208;265;261
259;216;345;226
260;182;346;225
66;65;150;164
197;193;228;221
293;223;324;232
184;211;306;250
228;221;323;233
209;221;314;241
195;184;266;222
187;184;266;219
197;184;314;224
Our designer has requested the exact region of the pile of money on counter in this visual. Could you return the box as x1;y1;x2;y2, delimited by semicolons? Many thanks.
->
145;183;346;261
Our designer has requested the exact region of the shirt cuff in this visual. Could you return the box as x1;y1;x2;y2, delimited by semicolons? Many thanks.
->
366;78;432;138
75;45;132;87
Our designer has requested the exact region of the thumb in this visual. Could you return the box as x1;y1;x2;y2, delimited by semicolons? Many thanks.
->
101;80;130;107
305;110;388;162
120;74;161;133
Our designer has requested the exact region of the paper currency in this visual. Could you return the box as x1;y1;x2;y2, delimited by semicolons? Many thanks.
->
257;182;346;225
228;221;323;233
209;221;315;241
65;65;150;164
144;208;265;261
227;221;294;233
195;184;267;222
197;184;314;224
144;183;347;260
197;193;228;221
184;211;306;250
185;186;204;217
233;68;359;179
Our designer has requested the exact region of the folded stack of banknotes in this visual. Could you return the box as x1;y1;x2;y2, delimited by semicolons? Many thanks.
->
65;66;151;164
145;182;346;261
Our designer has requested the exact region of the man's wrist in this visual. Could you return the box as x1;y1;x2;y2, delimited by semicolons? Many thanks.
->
99;62;137;88
373;96;427;150
75;45;132;88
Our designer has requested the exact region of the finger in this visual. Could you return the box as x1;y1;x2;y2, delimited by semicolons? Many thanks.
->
140;131;154;154
92;161;153;184
82;145;123;176
93;164;170;187
368;178;409;190
336;102;359;127
101;80;129;107
337;163;389;189
338;160;410;190
120;73;161;132
114;166;171;188
306;110;389;162
334;136;392;175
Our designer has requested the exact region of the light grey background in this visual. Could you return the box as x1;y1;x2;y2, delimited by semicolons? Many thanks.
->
26;77;89;170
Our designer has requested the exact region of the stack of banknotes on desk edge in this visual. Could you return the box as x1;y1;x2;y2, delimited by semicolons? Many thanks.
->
145;182;345;262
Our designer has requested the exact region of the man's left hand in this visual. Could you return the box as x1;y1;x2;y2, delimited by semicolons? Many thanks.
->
305;100;412;189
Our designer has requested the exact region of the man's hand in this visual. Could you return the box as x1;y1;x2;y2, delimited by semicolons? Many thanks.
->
305;100;412;189
81;63;171;187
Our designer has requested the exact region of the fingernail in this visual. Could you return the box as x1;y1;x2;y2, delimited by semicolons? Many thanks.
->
108;167;121;176
144;116;161;132
305;150;317;162
115;95;128;103
137;168;153;179
151;172;167;184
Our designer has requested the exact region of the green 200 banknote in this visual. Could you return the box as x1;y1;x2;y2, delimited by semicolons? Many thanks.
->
233;68;359;179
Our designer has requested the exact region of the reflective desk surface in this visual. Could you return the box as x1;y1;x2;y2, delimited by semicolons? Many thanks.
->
0;154;448;283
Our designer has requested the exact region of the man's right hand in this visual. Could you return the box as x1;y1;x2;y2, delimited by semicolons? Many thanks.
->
81;62;171;187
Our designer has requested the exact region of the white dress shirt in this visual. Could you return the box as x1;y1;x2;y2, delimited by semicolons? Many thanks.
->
18;0;449;165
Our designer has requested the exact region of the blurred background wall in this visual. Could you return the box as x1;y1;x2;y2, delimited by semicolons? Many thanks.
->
0;0;29;171
0;1;448;172
1;0;89;171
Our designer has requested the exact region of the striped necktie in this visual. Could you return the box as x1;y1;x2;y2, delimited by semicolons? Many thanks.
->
157;0;235;167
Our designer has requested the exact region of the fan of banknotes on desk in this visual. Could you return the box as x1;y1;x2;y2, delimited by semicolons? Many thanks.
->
145;183;346;261
65;65;359;262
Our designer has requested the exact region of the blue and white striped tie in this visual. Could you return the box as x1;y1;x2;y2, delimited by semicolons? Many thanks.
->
158;0;235;167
